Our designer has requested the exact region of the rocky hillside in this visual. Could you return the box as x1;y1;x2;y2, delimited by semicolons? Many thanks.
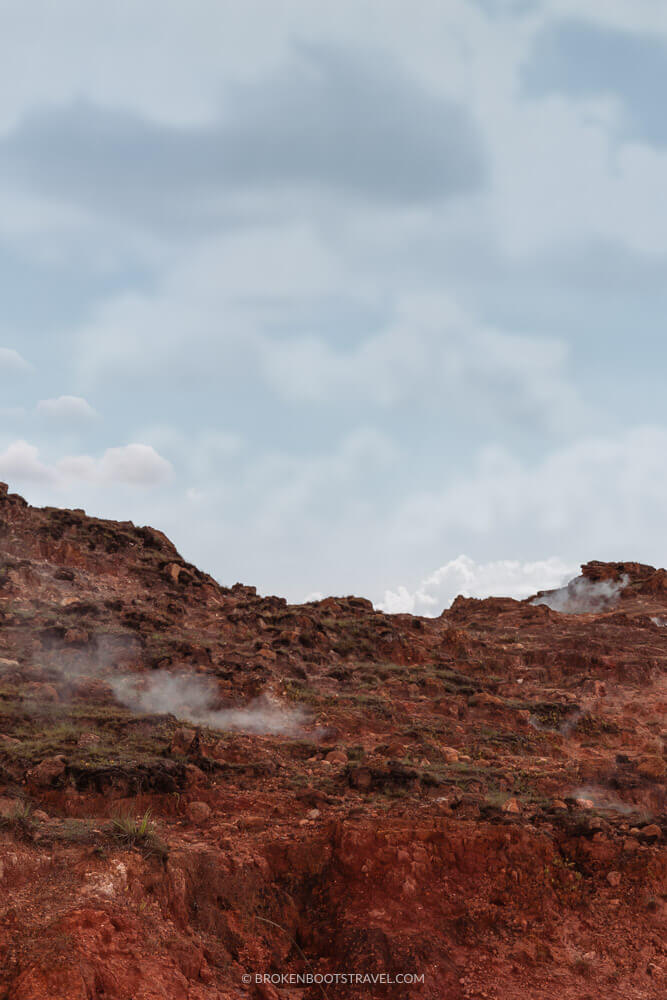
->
0;482;664;999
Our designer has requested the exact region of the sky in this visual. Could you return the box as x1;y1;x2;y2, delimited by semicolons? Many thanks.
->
1;0;667;612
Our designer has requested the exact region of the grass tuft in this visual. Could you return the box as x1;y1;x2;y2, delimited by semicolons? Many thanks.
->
110;808;168;860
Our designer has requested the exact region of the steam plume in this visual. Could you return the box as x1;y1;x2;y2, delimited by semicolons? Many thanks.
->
110;671;309;736
531;574;629;613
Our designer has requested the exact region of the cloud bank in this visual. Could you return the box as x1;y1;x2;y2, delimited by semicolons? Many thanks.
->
0;44;486;230
0;441;172;488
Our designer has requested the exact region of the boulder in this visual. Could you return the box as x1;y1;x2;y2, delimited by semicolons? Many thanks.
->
639;824;662;843
28;755;67;788
637;756;666;780
24;682;59;702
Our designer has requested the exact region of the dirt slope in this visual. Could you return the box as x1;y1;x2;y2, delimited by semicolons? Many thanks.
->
0;482;664;999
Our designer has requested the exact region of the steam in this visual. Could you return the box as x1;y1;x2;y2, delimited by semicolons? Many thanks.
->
528;707;585;735
531;574;629;613
22;634;312;738
110;671;310;737
569;785;636;815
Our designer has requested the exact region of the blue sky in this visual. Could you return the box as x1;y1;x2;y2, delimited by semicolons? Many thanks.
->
1;0;666;611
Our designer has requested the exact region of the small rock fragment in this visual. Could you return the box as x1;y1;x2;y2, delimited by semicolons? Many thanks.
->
348;766;373;791
187;801;212;824
77;732;101;750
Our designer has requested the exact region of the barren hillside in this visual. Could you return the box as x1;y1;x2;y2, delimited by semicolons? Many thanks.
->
0;482;664;999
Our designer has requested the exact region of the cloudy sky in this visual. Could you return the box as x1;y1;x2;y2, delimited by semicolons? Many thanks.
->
1;0;666;612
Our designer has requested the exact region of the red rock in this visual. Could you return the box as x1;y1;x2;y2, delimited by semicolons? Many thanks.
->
254;982;280;1000
27;756;66;788
639;824;662;843
77;732;101;750
348;766;373;791
63;628;89;645
186;801;212;824
9;966;89;1000
637;756;666;779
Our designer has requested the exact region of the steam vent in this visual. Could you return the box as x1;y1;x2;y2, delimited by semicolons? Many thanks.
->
0;485;665;997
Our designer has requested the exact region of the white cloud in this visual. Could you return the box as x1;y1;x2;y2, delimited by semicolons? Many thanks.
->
74;226;344;384
74;239;583;435
385;426;667;566
36;394;97;421
243;426;397;538
0;347;30;372
0;440;172;489
548;1;667;36
0;441;54;483
490;96;667;255
262;291;582;431
378;555;575;614
134;425;243;478
96;444;173;486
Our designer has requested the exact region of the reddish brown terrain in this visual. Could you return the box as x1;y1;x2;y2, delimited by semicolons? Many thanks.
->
0;481;664;999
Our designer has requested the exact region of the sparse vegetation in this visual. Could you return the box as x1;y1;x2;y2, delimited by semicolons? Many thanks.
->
111;808;168;859
0;799;35;836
